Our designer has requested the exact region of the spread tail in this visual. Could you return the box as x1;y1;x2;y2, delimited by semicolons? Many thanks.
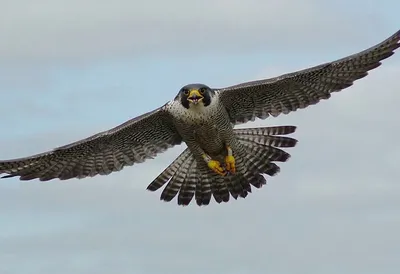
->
146;125;297;206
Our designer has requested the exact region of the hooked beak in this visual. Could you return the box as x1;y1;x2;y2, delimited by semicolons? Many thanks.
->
187;89;204;104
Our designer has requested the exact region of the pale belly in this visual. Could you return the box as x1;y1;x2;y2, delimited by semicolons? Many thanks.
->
175;119;232;157
168;98;234;157
192;123;225;156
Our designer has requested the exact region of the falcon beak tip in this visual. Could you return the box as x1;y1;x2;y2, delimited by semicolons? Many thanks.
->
187;90;204;104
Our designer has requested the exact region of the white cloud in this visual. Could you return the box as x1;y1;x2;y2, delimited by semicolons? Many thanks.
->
0;0;395;64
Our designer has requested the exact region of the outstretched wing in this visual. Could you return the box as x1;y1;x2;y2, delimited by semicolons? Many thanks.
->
0;106;182;181
217;30;400;124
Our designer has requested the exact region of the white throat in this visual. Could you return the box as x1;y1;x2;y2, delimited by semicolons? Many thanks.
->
167;93;220;123
188;102;207;112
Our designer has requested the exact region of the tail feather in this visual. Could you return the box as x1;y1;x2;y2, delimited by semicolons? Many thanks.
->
194;173;204;205
236;134;297;148
234;125;296;136
160;153;195;202
177;160;197;206
232;152;255;191
226;174;247;200
212;175;230;204
237;145;273;188
211;179;222;203
147;125;298;206
239;143;282;173
240;140;291;162
244;173;267;189
146;148;192;191
236;126;297;150
196;168;213;206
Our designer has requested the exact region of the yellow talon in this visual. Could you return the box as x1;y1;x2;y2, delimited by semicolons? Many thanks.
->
207;160;227;176
225;155;236;173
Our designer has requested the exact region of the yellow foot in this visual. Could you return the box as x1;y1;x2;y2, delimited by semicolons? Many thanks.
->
207;160;227;176
225;155;236;173
225;145;236;173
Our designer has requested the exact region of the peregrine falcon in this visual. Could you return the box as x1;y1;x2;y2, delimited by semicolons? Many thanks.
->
1;30;399;206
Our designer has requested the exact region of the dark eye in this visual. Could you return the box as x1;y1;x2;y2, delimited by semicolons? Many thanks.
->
199;88;206;94
182;89;189;95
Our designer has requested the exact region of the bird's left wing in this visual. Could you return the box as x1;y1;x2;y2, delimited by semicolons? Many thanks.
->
0;105;182;181
217;29;400;124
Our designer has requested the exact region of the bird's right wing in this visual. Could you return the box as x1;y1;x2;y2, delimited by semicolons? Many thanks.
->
0;105;182;181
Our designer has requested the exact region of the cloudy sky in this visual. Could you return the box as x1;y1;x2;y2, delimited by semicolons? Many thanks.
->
1;1;400;273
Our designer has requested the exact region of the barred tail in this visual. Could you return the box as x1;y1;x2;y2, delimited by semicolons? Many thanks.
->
232;125;297;195
146;148;193;201
146;125;297;206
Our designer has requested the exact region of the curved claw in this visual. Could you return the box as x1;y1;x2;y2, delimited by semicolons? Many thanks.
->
207;160;227;176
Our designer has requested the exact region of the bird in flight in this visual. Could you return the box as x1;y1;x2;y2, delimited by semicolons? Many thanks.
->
1;30;399;206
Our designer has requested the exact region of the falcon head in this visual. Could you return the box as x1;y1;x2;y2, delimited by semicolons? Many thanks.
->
178;84;215;109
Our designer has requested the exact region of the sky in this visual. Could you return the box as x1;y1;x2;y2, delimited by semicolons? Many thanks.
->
0;1;400;273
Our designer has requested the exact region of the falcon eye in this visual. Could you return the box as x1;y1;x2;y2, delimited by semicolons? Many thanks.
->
199;88;206;94
182;89;189;95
